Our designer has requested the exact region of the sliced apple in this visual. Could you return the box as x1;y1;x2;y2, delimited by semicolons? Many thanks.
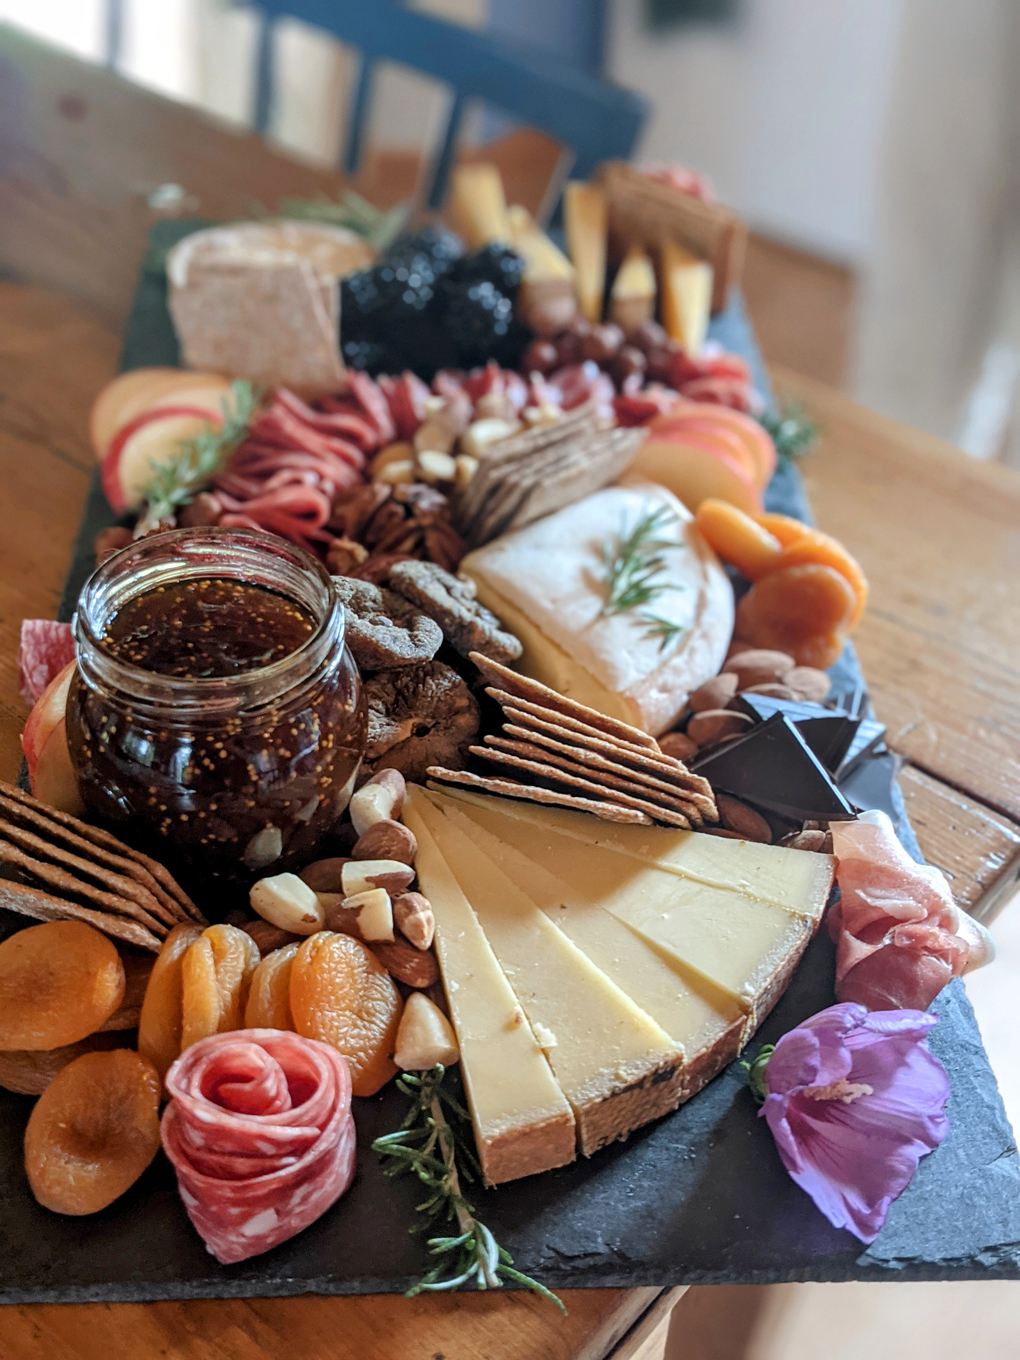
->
101;407;225;514
629;436;763;516
22;661;83;815
650;401;776;490
645;417;759;487
90;370;230;460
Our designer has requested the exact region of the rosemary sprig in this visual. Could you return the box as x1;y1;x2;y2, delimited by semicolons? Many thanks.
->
601;505;685;651
373;1065;566;1312
138;379;257;527
760;403;819;468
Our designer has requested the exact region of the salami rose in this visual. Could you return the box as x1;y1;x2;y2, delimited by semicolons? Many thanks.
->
161;1029;356;1264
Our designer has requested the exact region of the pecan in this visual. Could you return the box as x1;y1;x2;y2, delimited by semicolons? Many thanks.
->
329;483;390;538
372;522;424;556
326;537;369;575
423;525;465;571
362;499;407;547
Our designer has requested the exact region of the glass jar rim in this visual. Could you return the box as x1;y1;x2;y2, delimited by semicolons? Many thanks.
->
73;527;346;715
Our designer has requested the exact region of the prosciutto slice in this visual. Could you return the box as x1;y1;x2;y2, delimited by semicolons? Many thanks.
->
829;812;994;1012
161;1029;356;1264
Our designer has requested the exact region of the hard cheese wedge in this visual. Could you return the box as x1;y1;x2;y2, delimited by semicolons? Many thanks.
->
432;792;745;1095
411;793;685;1156
435;786;834;922
609;245;656;332
564;181;608;323
660;238;713;354
430;790;808;1025
448;163;511;248
402;789;575;1184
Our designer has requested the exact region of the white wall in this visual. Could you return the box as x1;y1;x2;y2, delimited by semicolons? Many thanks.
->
607;0;906;264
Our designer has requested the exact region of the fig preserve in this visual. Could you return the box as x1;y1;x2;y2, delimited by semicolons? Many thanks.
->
68;528;366;895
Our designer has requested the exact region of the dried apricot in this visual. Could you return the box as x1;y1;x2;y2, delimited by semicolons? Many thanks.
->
290;931;402;1096
0;1032;127;1096
245;943;298;1030
0;921;125;1050
735;564;856;667
99;949;155;1032
754;512;814;547
695;499;783;580
770;534;868;628
138;923;203;1081
24;1048;161;1215
180;924;260;1051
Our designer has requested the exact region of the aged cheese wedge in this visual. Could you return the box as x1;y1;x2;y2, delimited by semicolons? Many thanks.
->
448;164;511;248
428;789;808;1024
402;789;575;1184
609;245;656;332
660;239;713;354
460;484;733;736
564;181;608;322
507;205;578;336
411;793;686;1156
432;793;746;1093
437;786;834;922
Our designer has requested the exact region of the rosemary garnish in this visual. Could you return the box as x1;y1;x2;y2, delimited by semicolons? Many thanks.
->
760;403;819;468
601;505;686;651
138;379;257;527
373;1065;566;1312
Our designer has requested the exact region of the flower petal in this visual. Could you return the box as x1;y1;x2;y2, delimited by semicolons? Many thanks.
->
764;1003;864;1096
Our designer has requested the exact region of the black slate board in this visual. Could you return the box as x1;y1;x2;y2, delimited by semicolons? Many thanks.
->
3;225;1018;1302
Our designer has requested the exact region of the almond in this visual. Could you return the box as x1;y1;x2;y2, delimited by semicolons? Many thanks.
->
716;795;772;844
242;919;300;954
658;731;698;762
743;682;798;701
686;709;752;748
786;666;832;702
298;857;350;893
370;939;439;989
352;819;417;865
780;829;829;853
393;892;435;951
722;649;795;689
688;673;739;713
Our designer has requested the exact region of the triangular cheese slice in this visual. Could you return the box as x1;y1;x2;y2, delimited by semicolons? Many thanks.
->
435;794;745;1096
410;792;685;1157
660;238;713;354
427;788;809;1026
433;786;834;922
402;790;575;1184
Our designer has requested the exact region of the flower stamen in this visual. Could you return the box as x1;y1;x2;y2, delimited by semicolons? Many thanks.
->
803;1079;874;1105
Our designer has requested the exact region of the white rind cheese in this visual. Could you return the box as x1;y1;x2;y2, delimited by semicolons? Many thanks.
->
460;483;733;735
413;796;686;1156
402;790;575;1184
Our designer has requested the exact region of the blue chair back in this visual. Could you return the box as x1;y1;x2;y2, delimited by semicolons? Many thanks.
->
243;0;647;208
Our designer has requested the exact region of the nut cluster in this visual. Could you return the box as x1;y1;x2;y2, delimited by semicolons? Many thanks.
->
327;482;466;582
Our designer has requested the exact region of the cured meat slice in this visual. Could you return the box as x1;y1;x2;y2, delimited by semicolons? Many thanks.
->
161;1029;356;1264
829;812;993;1011
18;620;75;703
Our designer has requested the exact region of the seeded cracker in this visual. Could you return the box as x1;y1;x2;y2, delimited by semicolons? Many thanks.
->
426;769;652;824
0;880;162;953
0;838;170;936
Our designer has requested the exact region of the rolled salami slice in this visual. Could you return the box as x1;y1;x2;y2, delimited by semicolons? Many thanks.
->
162;1028;356;1264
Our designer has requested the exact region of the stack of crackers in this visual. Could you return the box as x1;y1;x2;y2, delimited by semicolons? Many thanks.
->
428;656;718;829
0;781;205;953
457;402;645;549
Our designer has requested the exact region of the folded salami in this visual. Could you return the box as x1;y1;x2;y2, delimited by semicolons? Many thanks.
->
161;1029;356;1264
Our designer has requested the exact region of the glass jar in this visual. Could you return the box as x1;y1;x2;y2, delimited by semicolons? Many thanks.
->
67;527;366;899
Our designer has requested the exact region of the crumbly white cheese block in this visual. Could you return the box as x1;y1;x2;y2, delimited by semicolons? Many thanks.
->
412;795;686;1156
437;787;834;923
433;792;745;1091
402;790;575;1184
430;790;807;1024
459;483;733;736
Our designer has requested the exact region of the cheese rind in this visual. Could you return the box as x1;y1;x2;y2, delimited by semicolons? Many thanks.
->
402;790;575;1184
460;484;733;736
412;796;686;1156
436;787;835;921
660;238;713;354
435;793;745;1093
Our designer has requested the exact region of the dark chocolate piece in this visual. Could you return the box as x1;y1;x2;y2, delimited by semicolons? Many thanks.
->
691;713;856;822
835;717;888;780
730;692;860;774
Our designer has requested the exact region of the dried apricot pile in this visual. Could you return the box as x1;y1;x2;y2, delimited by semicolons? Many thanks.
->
695;500;868;667
138;923;203;1081
290;932;402;1096
0;921;125;1050
0;1032;126;1096
245;943;298;1030
24;1048;161;1214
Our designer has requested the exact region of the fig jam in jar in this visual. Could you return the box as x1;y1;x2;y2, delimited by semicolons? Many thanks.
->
68;528;366;896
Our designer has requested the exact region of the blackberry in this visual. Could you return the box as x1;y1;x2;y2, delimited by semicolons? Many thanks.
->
450;244;525;297
389;225;464;277
437;278;516;368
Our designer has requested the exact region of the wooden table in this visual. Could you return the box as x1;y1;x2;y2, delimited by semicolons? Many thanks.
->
1;23;1020;1360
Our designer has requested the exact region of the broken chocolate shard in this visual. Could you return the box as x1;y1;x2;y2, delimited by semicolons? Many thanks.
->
729;692;860;774
690;713;856;823
835;717;888;780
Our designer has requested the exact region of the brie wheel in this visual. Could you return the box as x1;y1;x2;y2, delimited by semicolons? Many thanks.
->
460;483;733;735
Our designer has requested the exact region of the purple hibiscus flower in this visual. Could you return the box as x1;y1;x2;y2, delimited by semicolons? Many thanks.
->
752;1003;950;1243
